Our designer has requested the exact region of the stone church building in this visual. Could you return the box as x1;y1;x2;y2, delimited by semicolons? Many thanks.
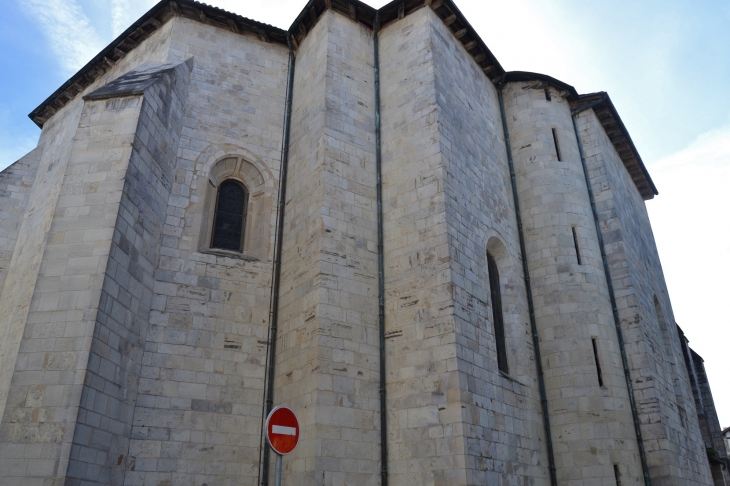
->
0;0;727;485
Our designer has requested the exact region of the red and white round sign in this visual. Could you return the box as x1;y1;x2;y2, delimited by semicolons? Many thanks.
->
265;406;300;455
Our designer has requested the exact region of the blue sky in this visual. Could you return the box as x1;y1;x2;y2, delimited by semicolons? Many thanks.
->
1;0;729;424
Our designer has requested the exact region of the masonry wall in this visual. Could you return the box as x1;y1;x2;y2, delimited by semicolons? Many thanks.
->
0;103;84;456
275;10;381;486
502;82;645;485
576;109;713;485
378;9;463;485
429;12;549;486
690;351;729;486
0;3;721;486
122;18;289;486
0;20;188;484
0;57;193;484
0;148;41;295
63;59;189;486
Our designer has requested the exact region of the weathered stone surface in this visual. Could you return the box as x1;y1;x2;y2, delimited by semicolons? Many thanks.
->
0;2;720;486
275;11;381;486
578;109;718;484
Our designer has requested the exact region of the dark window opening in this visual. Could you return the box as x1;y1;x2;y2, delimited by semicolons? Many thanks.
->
679;406;686;428
544;87;551;101
552;128;562;161
614;464;622;486
488;253;508;373
211;179;248;252
572;226;582;265
592;338;604;387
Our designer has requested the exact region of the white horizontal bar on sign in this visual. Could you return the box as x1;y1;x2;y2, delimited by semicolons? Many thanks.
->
272;425;296;436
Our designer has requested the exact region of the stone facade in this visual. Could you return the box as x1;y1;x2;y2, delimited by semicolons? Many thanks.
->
0;1;725;485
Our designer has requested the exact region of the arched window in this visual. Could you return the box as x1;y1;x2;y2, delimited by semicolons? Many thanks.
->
488;252;508;373
210;180;248;252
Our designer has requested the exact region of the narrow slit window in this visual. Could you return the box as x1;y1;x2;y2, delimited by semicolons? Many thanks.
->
488;253;508;373
613;465;622;486
679;406;687;428
552;128;562;161
544;87;551;101
211;180;248;252
572;226;582;264
592;338;604;387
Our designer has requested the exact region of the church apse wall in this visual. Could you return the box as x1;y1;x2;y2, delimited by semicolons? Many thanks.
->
124;17;289;486
0;1;724;485
577;109;716;484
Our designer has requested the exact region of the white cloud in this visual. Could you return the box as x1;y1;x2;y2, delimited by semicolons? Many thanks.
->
111;0;132;35
18;0;104;74
647;126;730;425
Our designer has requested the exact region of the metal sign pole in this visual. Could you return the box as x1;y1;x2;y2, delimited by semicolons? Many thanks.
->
274;452;282;486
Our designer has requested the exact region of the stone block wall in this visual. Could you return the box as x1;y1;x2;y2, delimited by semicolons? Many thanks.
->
0;148;41;295
690;350;729;486
122;18;289;486
502;82;644;484
0;23;178;485
67;59;190;486
378;9;462;485
577;109;714;484
429;11;549;486
0;3;718;486
378;8;550;485
0;100;84;448
275;10;381;486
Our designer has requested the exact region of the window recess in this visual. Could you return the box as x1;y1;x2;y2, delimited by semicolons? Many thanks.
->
572;226;582;264
552;128;562;161
592;338;604;387
488;253;508;373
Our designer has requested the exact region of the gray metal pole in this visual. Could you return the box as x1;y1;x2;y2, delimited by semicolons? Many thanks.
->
274;453;282;486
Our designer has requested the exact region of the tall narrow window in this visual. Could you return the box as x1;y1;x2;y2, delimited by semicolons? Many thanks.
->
592;338;604;387
552;128;562;161
572;226;582;264
487;253;508;373
613;464;622;486
544;87;552;101
211;180;248;251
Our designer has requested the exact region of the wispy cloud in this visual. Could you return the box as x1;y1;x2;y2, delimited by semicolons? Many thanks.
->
111;0;159;36
111;0;132;35
17;0;104;74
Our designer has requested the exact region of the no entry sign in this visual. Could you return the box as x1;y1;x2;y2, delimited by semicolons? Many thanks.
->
265;406;300;455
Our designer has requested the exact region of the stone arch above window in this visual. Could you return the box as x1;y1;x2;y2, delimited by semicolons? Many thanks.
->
199;156;270;260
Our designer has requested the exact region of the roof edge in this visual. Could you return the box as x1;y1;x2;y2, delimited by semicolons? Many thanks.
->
28;0;287;128
27;0;657;202
503;71;579;99
574;92;658;199
502;71;657;200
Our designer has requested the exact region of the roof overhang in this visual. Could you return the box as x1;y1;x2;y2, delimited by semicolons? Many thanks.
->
28;0;287;127
501;72;657;200
571;91;658;199
287;0;504;82
29;0;505;127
